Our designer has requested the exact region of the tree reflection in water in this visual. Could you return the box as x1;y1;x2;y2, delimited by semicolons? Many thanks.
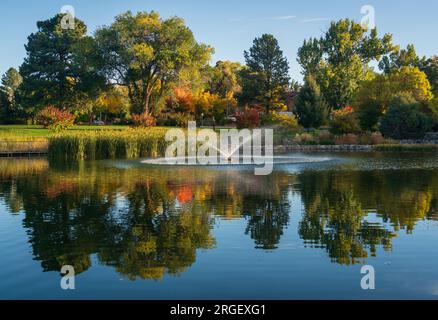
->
0;158;437;277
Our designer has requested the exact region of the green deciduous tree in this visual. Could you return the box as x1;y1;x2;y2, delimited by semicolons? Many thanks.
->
354;67;433;131
94;11;213;115
208;61;242;98
298;19;395;111
94;86;130;123
294;75;328;129
239;34;290;113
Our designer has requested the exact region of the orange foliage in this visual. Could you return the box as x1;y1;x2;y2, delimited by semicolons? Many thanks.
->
132;111;157;127
166;88;195;113
176;185;194;204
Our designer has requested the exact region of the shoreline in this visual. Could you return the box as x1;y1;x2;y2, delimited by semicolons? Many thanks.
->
1;141;438;158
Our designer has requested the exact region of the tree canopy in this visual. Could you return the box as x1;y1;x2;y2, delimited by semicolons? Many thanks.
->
19;14;104;117
379;44;424;74
354;66;433;131
208;60;242;98
421;56;438;96
94;11;213;115
298;19;395;110
239;34;290;112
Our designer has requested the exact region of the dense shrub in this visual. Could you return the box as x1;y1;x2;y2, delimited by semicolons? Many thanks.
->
370;132;386;145
132;111;156;127
175;113;195;127
293;133;316;144
37;106;75;132
428;97;438;131
235;108;261;129
317;131;335;145
271;113;301;145
334;134;359;145
380;98;432;140
358;132;386;145
272;112;300;130
329;106;360;135
357;103;381;132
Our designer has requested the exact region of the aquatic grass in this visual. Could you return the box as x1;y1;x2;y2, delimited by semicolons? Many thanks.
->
0;134;49;154
48;128;170;161
374;144;438;152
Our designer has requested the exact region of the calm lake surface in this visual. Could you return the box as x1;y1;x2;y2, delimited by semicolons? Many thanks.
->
1;152;438;300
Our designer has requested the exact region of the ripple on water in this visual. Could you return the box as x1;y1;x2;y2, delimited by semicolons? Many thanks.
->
141;155;332;166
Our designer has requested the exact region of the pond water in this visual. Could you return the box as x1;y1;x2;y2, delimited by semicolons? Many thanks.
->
1;152;438;300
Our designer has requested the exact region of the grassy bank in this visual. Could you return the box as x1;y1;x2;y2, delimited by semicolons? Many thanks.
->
48;128;169;160
2;125;438;158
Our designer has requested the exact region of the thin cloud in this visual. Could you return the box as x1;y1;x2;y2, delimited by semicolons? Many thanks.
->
299;17;330;23
273;15;297;20
229;15;297;22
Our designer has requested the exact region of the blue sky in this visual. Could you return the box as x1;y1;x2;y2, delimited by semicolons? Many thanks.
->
1;0;437;81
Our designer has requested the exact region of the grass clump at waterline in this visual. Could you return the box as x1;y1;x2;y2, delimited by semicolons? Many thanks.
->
48;128;170;161
0;134;49;154
374;144;438;152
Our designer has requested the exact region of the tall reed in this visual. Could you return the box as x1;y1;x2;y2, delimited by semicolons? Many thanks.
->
0;134;48;154
48;128;169;161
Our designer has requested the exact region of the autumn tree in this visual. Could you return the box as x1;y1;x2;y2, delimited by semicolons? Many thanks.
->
239;34;290;113
94;86;130;123
379;45;438;96
208;61;242;98
354;66;433;130
95;11;213;115
165;88;195;114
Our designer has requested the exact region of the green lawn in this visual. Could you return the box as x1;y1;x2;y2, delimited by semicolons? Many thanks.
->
0;124;236;139
0;124;129;138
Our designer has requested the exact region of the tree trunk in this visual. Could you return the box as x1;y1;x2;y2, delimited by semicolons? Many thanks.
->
143;90;152;114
